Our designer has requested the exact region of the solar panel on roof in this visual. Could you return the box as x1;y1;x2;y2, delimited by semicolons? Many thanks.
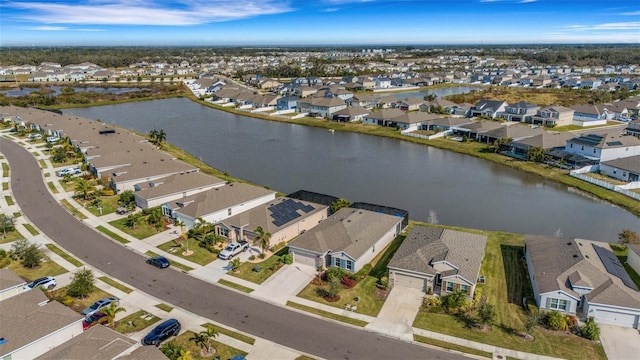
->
593;244;639;291
270;199;315;227
606;141;623;146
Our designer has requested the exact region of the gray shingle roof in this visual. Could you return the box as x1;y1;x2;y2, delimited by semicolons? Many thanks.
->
0;268;26;290
388;226;487;284
288;207;402;260
35;325;136;360
134;171;224;201
601;155;640;174
173;183;275;218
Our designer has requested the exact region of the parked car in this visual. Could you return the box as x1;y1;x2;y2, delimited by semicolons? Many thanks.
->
82;297;119;316
218;240;250;260
23;276;57;291
82;311;108;330
46;136;60;143
27;133;42;140
141;319;181;346
146;256;171;269
57;167;81;177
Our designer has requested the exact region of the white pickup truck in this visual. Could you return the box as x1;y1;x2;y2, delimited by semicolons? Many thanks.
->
218;240;250;260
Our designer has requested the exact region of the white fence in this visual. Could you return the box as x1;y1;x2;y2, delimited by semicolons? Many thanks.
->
570;168;640;200
401;129;452;140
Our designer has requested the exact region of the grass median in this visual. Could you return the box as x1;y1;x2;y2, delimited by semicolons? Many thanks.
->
286;301;368;327
96;225;130;244
145;250;194;272
45;243;83;267
98;276;133;294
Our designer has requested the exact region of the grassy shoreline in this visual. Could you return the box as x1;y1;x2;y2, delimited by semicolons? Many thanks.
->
42;84;640;218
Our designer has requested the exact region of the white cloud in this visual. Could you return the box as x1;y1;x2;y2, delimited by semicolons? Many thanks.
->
22;26;105;32
566;22;640;31
519;0;537;3
6;0;292;25
618;11;640;16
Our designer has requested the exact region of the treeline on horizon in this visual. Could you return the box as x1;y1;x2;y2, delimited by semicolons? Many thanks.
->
0;45;639;69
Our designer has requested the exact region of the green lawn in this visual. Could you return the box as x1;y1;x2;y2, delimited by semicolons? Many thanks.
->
217;278;254;293
38;159;47;168
412;226;606;360
110;217;163;240
0;229;25;244
5;195;14;206
6;255;69;280
286;301;368;327
414;334;493;359
47;181;59;194
144;250;194;272
155;303;174;312
2;182;7;190
158;238;217;266
98;276;133;294
60;199;88;219
95;225;130;244
22;223;39;236
2;163;8;177
297;276;386;317
115;310;161;334
49;287;115;315
201;322;256;345
77;195;120;216
45;243;83;267
227;254;285;284
170;330;248;360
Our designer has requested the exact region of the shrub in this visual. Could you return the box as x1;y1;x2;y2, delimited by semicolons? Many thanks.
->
248;255;256;261
67;269;95;298
423;296;442;307
341;276;356;288
62;295;75;306
325;267;346;282
546;311;569;331
258;253;266;259
270;241;287;253
377;276;389;290
580;317;600;340
353;263;371;281
0;248;6;259
100;189;115;196
282;253;293;264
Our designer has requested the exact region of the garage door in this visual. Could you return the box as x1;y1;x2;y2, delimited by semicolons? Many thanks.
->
292;251;317;268
392;272;426;292
594;310;639;329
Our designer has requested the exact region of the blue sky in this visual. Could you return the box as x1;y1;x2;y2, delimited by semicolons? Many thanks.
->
1;0;639;46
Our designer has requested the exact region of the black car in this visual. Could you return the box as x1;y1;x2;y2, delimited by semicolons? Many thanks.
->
141;319;181;346
146;256;170;269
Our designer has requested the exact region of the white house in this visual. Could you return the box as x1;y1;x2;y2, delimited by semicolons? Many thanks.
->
0;268;26;301
564;133;640;162
134;171;226;209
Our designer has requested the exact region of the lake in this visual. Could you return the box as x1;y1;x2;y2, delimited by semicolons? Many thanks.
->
63;97;640;241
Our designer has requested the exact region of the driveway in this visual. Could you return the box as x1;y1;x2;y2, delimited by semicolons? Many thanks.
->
599;324;640;360
251;263;316;305
365;285;424;341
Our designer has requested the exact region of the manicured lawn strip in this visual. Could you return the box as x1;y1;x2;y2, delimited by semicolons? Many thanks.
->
45;243;83;267
38;159;47;168
227;254;285;284
145;250;194;272
171;331;248;360
95;225;130;244
109;217;161;240
2;182;7;190
115;310;161;334
60;199;88;219
411;222;606;360
0;229;25;244
155;303;174;312
217;278;254;293
201;322;256;345
158;238;217;266
47;181;59;193
414;334;493;359
77;195;120;216
286;301;368;327
22;223;39;235
2;163;8;177
98;276;133;294
6;255;68;279
297;276;385;317
295;356;317;360
5;195;14;206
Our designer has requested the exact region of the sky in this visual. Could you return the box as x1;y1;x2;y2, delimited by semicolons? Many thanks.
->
1;0;639;46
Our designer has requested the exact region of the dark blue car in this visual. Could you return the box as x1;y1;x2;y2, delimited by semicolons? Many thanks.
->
141;319;181;346
146;256;170;269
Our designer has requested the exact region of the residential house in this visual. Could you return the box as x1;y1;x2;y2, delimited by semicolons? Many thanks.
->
347;94;379;109
134;171;226;209
525;235;640;328
420;98;457;114
297;97;347;118
0;268;26;301
362;109;405;127
391;112;442;131
476;124;546;144
421;117;474;132
453;120;504;140
332;106;370;122
215;197;328;246
163;182;276;229
497;101;540;123
396;97;425;112
531;105;575;127
288;207;404;272
603;102;631;121
626;120;640;137
565;133;640;162
276;96;299;111
375;77;392;89
387;226;487;298
628;244;640;277
571;104;611;127
0;289;84;359
377;95;398;109
600;156;640;182
504;132;576;160
293;85;322;98
468;99;508;119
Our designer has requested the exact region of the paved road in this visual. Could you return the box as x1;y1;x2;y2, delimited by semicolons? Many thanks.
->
1;137;463;360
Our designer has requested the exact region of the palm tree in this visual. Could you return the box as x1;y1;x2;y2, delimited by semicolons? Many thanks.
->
156;129;167;148
148;129;159;145
176;350;192;360
175;219;186;240
193;217;210;241
125;213;142;230
189;332;207;353
160;342;184;360
199;326;218;354
253;226;272;254
101;301;126;328
229;258;241;272
74;178;96;200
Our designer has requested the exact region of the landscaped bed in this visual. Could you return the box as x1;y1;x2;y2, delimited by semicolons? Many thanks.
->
158;238;218;266
169;330;248;360
227;251;286;284
49;287;116;315
115;310;161;334
6;254;68;280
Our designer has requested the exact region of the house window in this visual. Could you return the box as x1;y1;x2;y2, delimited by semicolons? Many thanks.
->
546;298;569;311
228;208;232;216
593;149;596;154
346;260;354;271
334;257;342;268
219;228;229;238
581;146;584;151
446;282;454;292
570;143;573;148
460;284;469;293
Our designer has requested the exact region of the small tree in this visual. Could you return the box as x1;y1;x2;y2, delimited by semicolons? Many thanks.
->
125;213;142;230
330;198;350;214
74;178;96;200
525;310;540;337
101;301;126;328
176;350;192;360
441;290;467;313
618;229;640;246
580;317;600;340
21;243;43;268
253;226;272;254
229;258;241;272
0;214;16;238
10;238;30;259
118;190;136;207
492;137;512;153
160;342;185;360
197;326;218;355
67;268;95;298
477;303;496;329
325;275;342;298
